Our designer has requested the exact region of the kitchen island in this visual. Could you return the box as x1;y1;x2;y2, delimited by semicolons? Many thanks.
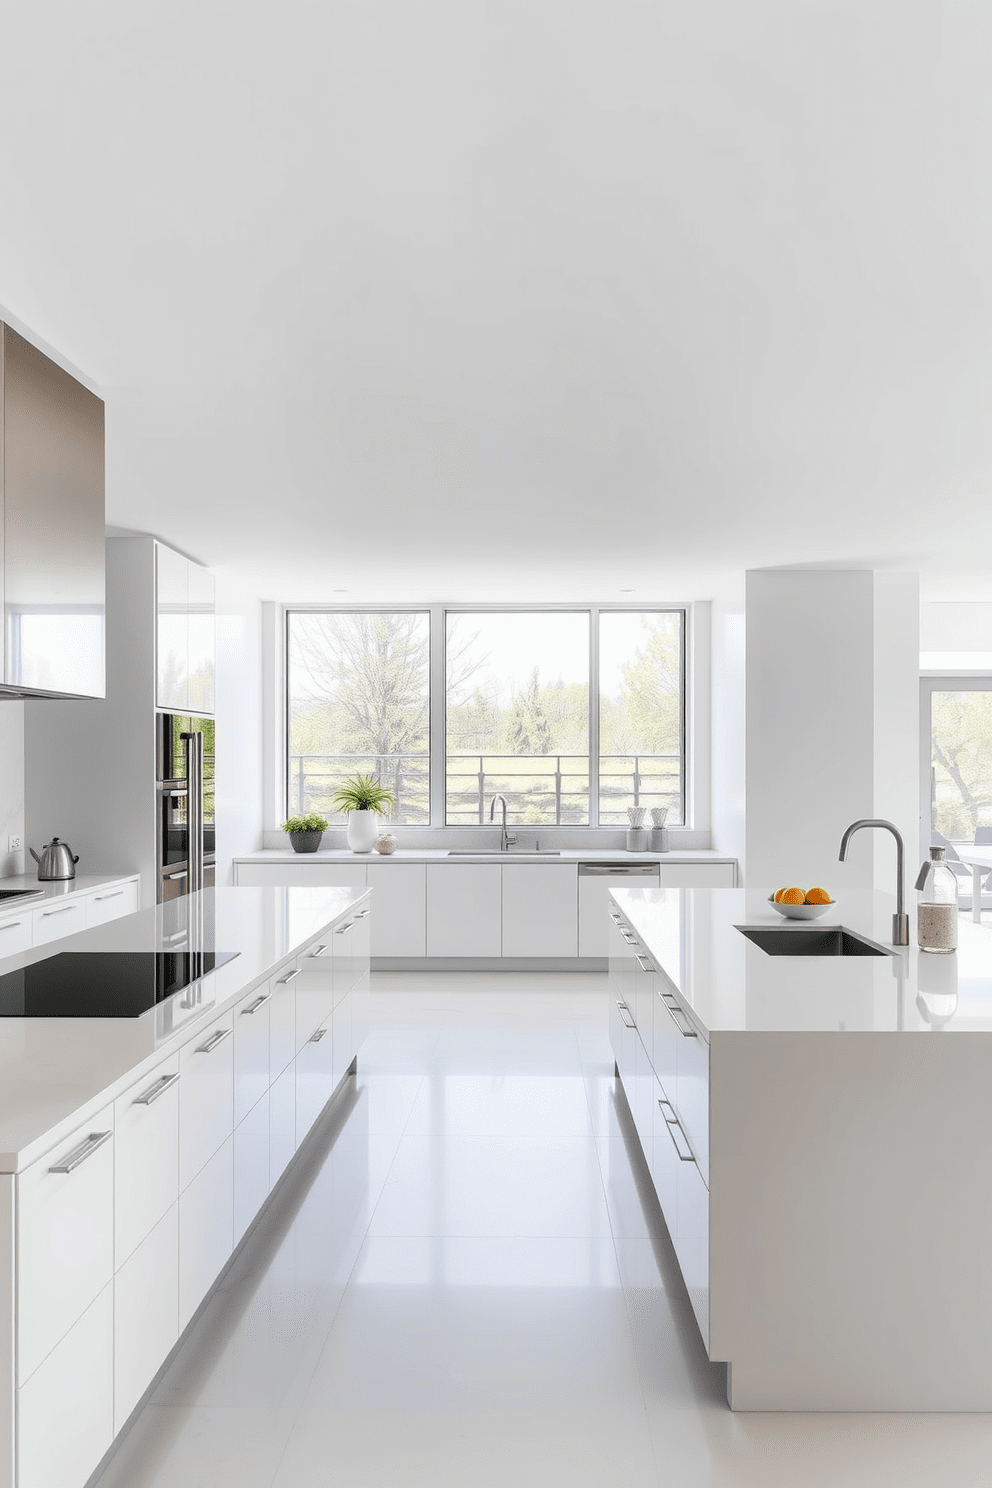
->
609;885;992;1411
0;884;371;1488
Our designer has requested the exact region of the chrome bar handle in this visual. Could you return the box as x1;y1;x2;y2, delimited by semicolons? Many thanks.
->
634;954;652;972
308;944;328;958
616;1000;636;1030
94;890;124;902
133;1072;180;1106
196;1027;232;1055
658;1103;695;1162
49;1130;112;1173
277;968;300;985
310;1027;327;1043
662;998;698;1038
242;992;272;1015
354;908;371;919
41;905;75;917
0;921;23;931
334;922;354;935
181;730;205;896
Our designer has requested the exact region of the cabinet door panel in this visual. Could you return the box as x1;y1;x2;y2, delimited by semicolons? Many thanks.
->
502;865;577;957
156;542;189;711
114;1056;180;1265
426;864;501;957
677;1028;710;1186
269;1064;296;1185
296;941;334;1048
0;911;31;957
86;880;140;926
366;864;425;955
676;1151;710;1348
234;1092;270;1245
234;985;270;1126
179;1010;234;1190
187;561;215;715
17;1103;114;1385
31;897;87;945
269;964;298;1080
296;1025;333;1146
114;1207;178;1431
178;1136;233;1329
17;1284;113;1488
649;1079;680;1236
332;988;353;1089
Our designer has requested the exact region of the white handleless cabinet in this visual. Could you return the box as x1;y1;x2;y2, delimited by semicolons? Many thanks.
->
187;560;216;715
17;1105;115;1387
269;1066;296;1186
16;1284;113;1488
114;1207;178;1430
366;863;425;955
295;1025;334;1147
178;1136;233;1329
426;864;501;957
31;898;86;946
114;1056;180;1266
501;865;577;957
155;541;189;713
179;1011;234;1190
234;1092;270;1245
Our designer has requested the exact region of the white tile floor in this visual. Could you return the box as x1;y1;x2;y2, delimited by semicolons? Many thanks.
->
92;972;992;1488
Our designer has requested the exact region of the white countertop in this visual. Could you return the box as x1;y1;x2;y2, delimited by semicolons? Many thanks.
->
237;848;737;865
611;886;992;1038
0;884;367;1173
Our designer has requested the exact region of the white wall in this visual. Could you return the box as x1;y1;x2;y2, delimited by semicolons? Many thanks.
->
213;573;264;881
744;570;919;906
710;578;746;874
0;705;24;879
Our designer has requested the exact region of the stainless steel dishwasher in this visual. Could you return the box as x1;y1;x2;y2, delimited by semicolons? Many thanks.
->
578;862;660;959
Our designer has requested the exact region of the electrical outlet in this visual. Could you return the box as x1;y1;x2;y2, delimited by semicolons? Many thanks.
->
8;835;21;852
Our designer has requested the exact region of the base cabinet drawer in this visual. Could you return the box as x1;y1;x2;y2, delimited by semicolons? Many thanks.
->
31;898;87;945
234;986;271;1126
17;1106;114;1385
114;1057;180;1266
114;1207;179;1431
0;914;32;958
179;1137;233;1330
86;880;139;927
179;1011;234;1189
17;1283;113;1488
332;988;353;1089
269;1065;296;1184
676;1150;710;1349
296;1026;333;1147
269;964;299;1081
234;1093;270;1246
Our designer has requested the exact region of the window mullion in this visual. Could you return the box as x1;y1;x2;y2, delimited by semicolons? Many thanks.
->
430;605;446;827
589;606;600;827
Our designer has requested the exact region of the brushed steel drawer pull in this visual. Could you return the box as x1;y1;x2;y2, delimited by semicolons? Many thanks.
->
634;954;652;972
663;1000;698;1038
94;891;124;902
659;1105;695;1162
616;1000;636;1030
310;1027;327;1043
49;1130;112;1173
334;922;354;935
41;905;76;917
242;992;272;1015
0;920;23;931
134;1072;180;1106
196;1027;232;1055
354;908;371;919
277;969;300;985
308;943;328;958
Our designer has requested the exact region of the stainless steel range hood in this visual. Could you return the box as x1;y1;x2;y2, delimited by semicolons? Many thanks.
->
0;323;106;699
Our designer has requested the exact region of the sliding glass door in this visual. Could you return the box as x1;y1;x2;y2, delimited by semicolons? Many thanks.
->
921;676;992;905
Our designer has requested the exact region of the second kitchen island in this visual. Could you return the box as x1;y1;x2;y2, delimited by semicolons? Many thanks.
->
609;885;992;1411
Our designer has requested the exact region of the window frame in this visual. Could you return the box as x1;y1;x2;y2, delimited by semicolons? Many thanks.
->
283;602;690;831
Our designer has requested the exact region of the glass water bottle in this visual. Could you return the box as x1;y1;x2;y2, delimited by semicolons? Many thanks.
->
914;846;959;954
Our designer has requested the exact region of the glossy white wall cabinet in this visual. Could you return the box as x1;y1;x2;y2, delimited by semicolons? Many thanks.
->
155;541;215;715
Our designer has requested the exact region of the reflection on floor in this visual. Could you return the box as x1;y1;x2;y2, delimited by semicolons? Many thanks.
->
92;972;992;1487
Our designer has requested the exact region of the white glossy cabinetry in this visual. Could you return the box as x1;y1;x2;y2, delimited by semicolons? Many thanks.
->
0;918;30;957
0;878;140;964
579;866;660;957
156;541;215;715
17;1284;113;1488
366;863;426;955
501;865;577;956
85;880;140;927
114;1057;180;1266
114;1208;178;1429
179;1012;234;1190
179;1137;234;1329
30;898;87;946
426;864;501;956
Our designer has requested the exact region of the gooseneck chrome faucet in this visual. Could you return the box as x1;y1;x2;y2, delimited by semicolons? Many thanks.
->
489;793;517;852
838;818;909;946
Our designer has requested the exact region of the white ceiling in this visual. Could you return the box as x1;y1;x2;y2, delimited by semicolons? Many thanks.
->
0;1;989;603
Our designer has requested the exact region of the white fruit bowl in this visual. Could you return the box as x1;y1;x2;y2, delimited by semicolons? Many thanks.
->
768;895;835;920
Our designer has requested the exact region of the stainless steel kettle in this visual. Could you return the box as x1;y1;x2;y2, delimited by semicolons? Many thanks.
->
30;838;79;881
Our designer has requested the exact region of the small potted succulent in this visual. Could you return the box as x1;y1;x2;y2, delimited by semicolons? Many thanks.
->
281;812;329;854
331;773;395;853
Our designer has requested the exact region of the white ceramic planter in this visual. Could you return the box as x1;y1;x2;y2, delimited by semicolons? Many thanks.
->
346;810;379;853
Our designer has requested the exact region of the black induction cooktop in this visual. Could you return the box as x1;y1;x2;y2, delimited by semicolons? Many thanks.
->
0;949;240;1018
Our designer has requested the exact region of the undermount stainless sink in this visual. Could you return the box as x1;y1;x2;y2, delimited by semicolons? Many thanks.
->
445;850;562;856
738;927;894;957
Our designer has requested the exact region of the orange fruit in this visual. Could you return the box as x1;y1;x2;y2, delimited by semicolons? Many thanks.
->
779;887;805;905
805;886;831;905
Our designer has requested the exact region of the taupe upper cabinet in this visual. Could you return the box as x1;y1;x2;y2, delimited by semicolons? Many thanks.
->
0;324;106;698
155;541;215;715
